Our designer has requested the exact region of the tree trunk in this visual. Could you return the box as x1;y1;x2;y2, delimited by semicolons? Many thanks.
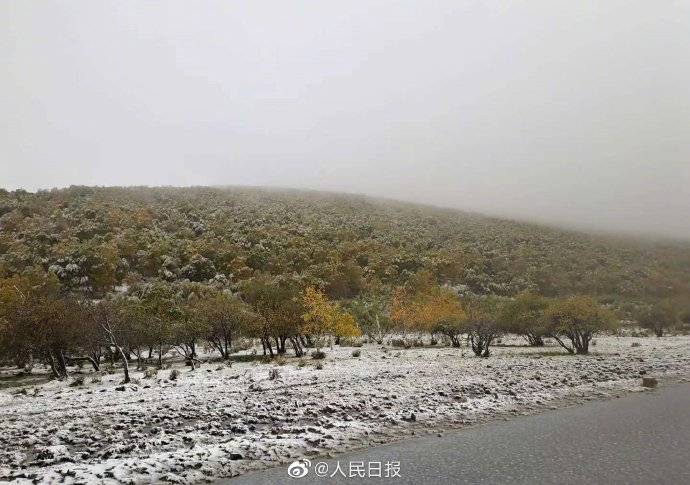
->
69;356;100;372
46;351;61;379
290;337;304;357
299;335;308;348
224;334;231;358
527;334;545;347
551;335;575;354
57;350;69;378
116;345;130;383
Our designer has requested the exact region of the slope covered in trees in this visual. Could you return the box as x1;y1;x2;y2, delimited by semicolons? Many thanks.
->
1;186;689;398
1;185;688;303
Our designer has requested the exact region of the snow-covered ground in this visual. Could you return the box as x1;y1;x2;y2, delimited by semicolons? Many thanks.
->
1;336;689;484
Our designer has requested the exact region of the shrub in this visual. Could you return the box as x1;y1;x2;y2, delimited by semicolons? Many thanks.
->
169;369;180;381
311;350;326;360
268;368;281;380
90;374;102;384
315;362;323;370
143;368;158;379
69;375;85;387
352;349;361;358
275;355;287;366
631;342;641;347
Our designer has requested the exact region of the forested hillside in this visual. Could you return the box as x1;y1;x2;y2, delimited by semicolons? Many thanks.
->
1;186;688;305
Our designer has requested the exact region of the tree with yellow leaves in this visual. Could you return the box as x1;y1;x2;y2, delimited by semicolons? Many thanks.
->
302;287;360;349
391;275;465;344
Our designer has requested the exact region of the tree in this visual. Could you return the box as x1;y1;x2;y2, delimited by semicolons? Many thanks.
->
180;254;217;282
169;285;213;365
390;273;465;343
194;290;254;359
0;272;83;377
301;287;360;349
241;275;305;356
87;299;136;383
636;299;679;337
348;295;393;344
545;296;617;355
135;282;177;367
500;292;549;346
463;297;502;357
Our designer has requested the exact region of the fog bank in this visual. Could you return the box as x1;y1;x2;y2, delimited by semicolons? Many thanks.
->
2;1;689;238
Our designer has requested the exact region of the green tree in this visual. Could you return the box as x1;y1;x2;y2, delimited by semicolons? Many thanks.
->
636;299;679;337
241;275;305;356
348;295;393;344
462;297;503;357
545;296;618;354
500;292;549;346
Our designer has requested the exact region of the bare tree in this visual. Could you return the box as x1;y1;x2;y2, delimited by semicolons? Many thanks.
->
90;300;132;383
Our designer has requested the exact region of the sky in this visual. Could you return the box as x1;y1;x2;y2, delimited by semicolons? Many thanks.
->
2;1;689;239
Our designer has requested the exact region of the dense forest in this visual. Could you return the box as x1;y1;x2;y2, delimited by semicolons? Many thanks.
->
0;186;688;376
1;185;688;300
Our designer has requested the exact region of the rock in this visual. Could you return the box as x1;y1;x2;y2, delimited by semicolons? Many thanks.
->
229;452;243;460
35;445;70;464
115;385;126;391
642;377;658;388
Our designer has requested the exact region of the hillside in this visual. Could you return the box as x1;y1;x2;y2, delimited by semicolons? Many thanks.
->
1;186;688;309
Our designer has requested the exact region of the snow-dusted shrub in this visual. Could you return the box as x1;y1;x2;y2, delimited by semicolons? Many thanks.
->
143;367;158;379
169;369;180;381
69;375;85;387
311;350;326;360
390;339;406;348
315;362;324;370
268;368;281;380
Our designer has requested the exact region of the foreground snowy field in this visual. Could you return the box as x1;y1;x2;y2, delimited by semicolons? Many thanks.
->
1;336;689;484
